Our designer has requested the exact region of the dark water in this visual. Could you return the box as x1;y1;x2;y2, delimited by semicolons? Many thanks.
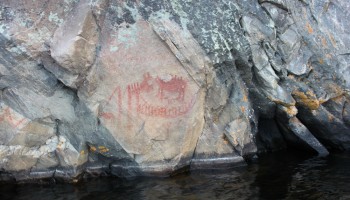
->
1;151;350;200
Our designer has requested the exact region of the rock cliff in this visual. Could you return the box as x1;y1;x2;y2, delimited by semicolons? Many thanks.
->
0;0;349;182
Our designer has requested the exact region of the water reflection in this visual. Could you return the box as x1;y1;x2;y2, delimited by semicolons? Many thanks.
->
253;151;312;199
286;153;350;200
1;151;350;200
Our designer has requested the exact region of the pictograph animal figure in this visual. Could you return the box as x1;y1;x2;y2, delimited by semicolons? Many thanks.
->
127;72;153;94
156;75;187;102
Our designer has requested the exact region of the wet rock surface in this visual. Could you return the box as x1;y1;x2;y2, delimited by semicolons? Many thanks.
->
0;0;349;181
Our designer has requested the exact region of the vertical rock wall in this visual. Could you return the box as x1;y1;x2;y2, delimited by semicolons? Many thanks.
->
0;0;349;181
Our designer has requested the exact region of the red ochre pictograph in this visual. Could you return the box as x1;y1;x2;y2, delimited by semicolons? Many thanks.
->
0;107;27;128
99;86;122;120
100;72;196;120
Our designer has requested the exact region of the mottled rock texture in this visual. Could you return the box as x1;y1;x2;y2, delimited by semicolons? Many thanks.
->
0;0;349;181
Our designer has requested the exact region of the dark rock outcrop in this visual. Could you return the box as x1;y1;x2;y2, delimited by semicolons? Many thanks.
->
0;0;349;182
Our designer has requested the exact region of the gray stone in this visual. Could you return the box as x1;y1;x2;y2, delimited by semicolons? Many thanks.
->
50;1;99;88
224;118;256;157
0;0;349;181
297;105;350;150
276;105;329;156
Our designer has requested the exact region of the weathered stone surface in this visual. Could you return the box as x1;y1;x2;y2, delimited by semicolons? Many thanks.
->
292;89;320;110
0;0;349;181
79;16;207;173
276;105;329;156
0;136;58;172
297;104;350;150
50;1;99;88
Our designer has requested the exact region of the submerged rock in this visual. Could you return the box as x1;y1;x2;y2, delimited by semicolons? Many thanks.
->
0;0;349;181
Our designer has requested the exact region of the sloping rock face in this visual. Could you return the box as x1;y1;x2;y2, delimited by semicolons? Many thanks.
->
0;0;349;181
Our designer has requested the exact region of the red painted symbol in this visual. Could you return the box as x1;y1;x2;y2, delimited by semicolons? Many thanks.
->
0;107;27;128
99;86;122;120
100;72;196;120
156;75;186;102
127;73;194;118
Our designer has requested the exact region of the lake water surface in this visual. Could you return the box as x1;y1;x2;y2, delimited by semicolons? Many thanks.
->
1;151;350;200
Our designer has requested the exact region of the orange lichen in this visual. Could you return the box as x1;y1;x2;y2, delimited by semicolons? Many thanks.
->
240;106;246;113
57;141;65;149
288;74;296;80
292;90;320;110
321;37;328;47
90;146;97;152
319;58;324;64
285;106;298;117
242;94;248;102
223;136;230;145
306;23;314;34
306;90;314;96
80;150;85;155
98;146;109;153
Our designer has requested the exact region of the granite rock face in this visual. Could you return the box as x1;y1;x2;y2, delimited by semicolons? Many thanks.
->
0;0;349;181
